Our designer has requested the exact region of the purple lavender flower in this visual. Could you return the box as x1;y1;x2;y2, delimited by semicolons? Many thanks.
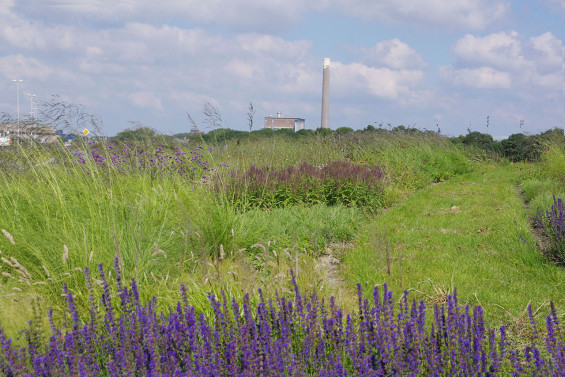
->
1;260;565;375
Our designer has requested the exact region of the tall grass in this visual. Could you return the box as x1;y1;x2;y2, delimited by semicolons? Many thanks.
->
212;132;476;209
0;139;368;338
0;143;195;281
539;144;565;181
0;131;492;345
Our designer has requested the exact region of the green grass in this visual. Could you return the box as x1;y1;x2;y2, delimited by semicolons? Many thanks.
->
518;144;565;217
0;132;563;347
539;144;565;180
0;140;370;339
343;164;565;336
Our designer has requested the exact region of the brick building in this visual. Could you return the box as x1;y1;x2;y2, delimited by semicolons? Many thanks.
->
264;113;305;132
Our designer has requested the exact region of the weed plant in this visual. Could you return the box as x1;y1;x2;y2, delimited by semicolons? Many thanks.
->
521;179;565;204
1;260;564;376
539;145;565;181
536;196;565;264
219;161;385;212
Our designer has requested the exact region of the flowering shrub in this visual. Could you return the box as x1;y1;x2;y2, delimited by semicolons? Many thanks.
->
220;161;385;212
536;195;565;264
1;259;564;376
70;142;214;181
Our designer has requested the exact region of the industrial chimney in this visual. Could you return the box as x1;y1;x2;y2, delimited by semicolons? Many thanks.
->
321;58;330;129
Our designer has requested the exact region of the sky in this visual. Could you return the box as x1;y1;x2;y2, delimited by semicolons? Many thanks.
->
0;0;564;138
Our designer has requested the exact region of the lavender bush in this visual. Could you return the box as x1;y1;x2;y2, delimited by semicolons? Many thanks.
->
536;195;565;264
219;161;385;212
1;259;563;376
70;142;215;181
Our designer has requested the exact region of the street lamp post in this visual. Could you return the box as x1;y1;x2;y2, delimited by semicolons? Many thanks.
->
26;93;36;120
12;79;23;125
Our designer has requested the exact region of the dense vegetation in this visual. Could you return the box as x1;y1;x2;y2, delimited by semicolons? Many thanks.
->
114;124;565;164
1;261;563;375
0;128;564;375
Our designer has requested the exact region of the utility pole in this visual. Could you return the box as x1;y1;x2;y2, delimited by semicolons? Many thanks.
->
486;115;490;134
12;79;23;125
26;93;36;120
321;58;330;129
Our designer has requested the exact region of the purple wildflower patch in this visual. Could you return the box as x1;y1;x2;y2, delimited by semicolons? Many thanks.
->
536;195;565;264
219;161;386;212
1;260;564;375
68;142;216;181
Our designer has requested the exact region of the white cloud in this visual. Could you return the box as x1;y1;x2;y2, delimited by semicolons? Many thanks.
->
544;0;565;12
12;0;510;32
169;91;217;109
332;61;424;101
446;31;564;93
0;0;14;15
86;46;103;56
224;59;261;81
16;0;321;32
128;91;163;110
235;34;312;60
440;66;511;89
331;0;509;30
527;32;563;72
0;55;53;81
362;39;426;69
0;17;79;51
453;31;526;70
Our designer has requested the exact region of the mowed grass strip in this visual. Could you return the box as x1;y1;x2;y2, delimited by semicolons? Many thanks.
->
343;164;565;331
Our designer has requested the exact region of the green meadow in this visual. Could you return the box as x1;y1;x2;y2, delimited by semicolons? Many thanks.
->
0;129;563;345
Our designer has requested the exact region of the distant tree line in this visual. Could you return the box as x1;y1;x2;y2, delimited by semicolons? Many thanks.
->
111;123;564;163
454;128;565;162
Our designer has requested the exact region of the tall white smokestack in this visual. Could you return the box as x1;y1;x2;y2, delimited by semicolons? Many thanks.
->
321;58;330;129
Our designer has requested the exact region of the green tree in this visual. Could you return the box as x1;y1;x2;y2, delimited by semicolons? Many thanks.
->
539;128;565;144
335;127;354;135
315;127;332;136
461;131;496;151
501;133;543;162
275;128;298;138
296;129;315;137
115;126;158;141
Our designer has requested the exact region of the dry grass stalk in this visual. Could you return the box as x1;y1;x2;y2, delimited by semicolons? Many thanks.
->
1;229;15;245
2;272;15;279
1;257;15;267
152;243;166;257
41;265;51;278
251;243;266;252
10;257;32;279
63;245;69;264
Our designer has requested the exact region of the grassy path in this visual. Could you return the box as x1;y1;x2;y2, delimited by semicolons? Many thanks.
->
343;164;565;331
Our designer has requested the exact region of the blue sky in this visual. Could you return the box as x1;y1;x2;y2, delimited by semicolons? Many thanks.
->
0;0;563;138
